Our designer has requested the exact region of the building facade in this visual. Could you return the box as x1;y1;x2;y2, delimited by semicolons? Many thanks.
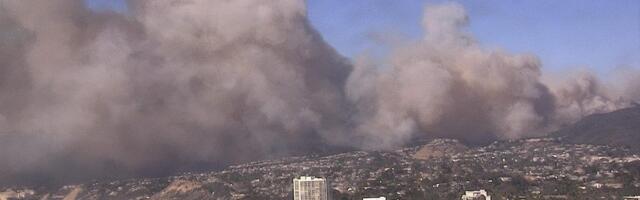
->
461;189;491;200
293;176;329;200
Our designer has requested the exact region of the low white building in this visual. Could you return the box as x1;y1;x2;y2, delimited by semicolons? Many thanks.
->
363;197;386;200
461;189;491;200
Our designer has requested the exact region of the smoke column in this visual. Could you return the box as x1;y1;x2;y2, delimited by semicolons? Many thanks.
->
347;3;635;148
0;0;353;185
0;1;637;185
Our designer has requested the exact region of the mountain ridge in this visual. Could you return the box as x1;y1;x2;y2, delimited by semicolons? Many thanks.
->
553;105;640;150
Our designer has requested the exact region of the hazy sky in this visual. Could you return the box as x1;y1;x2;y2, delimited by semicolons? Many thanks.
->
86;0;639;74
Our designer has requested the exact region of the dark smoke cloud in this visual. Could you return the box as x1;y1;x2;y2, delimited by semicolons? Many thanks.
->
0;1;637;185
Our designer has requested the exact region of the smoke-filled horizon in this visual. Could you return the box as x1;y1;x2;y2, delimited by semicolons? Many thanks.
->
0;0;638;186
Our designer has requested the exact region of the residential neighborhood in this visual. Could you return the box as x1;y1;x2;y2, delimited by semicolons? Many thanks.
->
2;138;640;199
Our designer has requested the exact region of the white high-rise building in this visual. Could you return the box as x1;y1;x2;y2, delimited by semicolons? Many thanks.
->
293;176;329;200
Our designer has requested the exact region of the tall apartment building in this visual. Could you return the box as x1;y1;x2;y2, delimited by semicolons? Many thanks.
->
293;176;329;200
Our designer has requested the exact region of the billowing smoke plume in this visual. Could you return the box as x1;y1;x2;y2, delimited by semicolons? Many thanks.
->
0;0;353;185
0;1;637;185
346;3;637;148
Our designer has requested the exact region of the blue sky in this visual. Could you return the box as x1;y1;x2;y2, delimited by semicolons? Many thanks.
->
85;0;127;13
86;0;639;74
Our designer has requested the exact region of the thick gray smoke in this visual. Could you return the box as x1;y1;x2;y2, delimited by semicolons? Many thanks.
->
346;3;637;148
0;1;637;185
0;0;353;185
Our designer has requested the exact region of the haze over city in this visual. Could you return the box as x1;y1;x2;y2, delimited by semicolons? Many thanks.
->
0;1;639;199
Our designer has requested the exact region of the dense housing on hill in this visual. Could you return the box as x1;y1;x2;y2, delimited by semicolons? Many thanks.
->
2;137;640;199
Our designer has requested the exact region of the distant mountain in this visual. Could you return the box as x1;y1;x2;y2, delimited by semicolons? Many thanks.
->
553;106;640;150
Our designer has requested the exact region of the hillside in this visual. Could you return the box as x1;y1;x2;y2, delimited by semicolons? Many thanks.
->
412;139;468;160
3;138;640;199
553;106;640;150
